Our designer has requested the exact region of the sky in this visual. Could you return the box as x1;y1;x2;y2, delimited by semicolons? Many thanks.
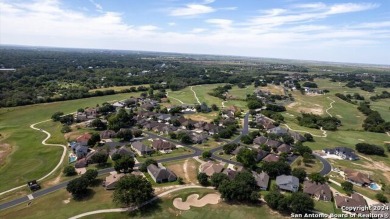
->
0;0;389;64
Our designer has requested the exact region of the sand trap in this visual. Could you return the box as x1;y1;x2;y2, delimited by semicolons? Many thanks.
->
336;115;342;118
298;107;323;115
63;198;71;204
358;139;365;141
173;193;221;210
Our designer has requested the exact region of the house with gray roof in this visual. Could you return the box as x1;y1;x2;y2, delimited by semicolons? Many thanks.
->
253;171;270;190
110;146;134;158
268;127;289;136
132;141;153;156
276;175;299;192
147;164;177;183
75;145;89;158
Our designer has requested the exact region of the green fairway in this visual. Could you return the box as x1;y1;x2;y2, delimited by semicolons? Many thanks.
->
167;87;198;105
0;92;140;192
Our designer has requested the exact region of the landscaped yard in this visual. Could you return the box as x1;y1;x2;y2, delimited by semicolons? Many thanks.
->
291;157;323;174
136;147;194;163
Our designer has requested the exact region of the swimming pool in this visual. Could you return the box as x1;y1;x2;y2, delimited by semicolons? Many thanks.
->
369;183;380;190
69;155;77;163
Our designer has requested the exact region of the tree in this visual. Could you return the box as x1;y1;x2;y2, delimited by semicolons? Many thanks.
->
223;143;238;154
218;171;259;202
169;132;177;139
302;152;313;164
91;118;106;130
210;173;230;189
281;134;294;145
247;100;263;110
140;159;157;172
82;169;98;185
114;155;135;173
181;134;193;144
63;165;77;176
197;173;209;186
308;173;327;184
264;190;284;209
241;135;254;144
61;125;71;133
51;111;64;121
341;181;354;195
132;129;143;137
237;148;257;168
304;133;314;142
87;133;101;147
113;175;154;207
211;104;219;111
262;161;291;178
91;152;108;166
376;193;388;203
66;177;89;199
355;143;385;156
202;150;212;159
289;192;315;214
295;145;312;156
292;168;307;183
117;129;133;141
177;177;184;185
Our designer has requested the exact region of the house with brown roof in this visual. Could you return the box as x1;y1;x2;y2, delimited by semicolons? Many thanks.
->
100;130;116;139
253;136;268;146
75;158;87;168
344;169;371;187
303;181;332;201
277;144;292;154
256;150;269;162
200;161;224;177
335;193;368;213
262;154;280;162
253;171;270;190
152;139;176;151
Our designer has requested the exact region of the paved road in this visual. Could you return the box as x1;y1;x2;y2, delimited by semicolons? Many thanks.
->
313;154;332;176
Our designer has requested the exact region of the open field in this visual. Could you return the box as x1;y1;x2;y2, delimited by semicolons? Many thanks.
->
0;92;141;192
89;84;149;92
166;87;198;105
163;158;200;184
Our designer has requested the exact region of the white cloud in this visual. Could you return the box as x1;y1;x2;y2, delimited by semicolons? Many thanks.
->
0;0;389;64
169;4;215;16
206;19;232;29
191;28;207;33
326;3;378;15
89;0;102;11
168;22;176;26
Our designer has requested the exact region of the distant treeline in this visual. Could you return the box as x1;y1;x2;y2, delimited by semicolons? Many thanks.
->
357;102;390;133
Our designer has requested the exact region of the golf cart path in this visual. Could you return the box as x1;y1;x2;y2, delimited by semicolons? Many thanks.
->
325;97;335;117
0;120;67;196
190;86;201;104
166;91;185;104
283;124;327;138
68;185;214;219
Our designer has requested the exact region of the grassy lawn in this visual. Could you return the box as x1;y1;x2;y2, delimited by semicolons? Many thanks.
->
184;112;218;123
167;87;198;105
194;139;224;150
163;158;201;184
291;157;323;174
0;92;141;192
136;147;194;163
314;200;337;214
0;186;288;219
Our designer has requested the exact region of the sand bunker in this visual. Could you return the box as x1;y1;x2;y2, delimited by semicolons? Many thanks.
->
298;107;323;115
173;193;221;210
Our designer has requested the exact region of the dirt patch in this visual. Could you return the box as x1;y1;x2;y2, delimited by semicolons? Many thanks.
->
184;113;216;123
63;130;84;141
297;107;324;115
44;174;62;187
173;193;221;210
0;143;12;166
358;139;365;141
356;156;390;183
63;198;71;204
336;115;343;118
166;159;198;184
287;102;298;108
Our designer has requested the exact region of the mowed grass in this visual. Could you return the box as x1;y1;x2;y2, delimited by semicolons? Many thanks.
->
0;186;288;219
0;92;140;192
167;87;198;105
291;157;324;174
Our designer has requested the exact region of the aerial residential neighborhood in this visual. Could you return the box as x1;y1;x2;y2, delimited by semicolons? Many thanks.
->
0;0;390;219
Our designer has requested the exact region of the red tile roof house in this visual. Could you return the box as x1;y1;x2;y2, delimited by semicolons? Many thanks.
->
303;181;332;201
76;133;92;146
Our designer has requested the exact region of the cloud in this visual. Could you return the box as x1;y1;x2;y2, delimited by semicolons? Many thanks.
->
0;0;389;64
169;4;215;16
168;22;176;26
206;19;232;29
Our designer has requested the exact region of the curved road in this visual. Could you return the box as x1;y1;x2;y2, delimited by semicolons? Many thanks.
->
0;120;68;197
